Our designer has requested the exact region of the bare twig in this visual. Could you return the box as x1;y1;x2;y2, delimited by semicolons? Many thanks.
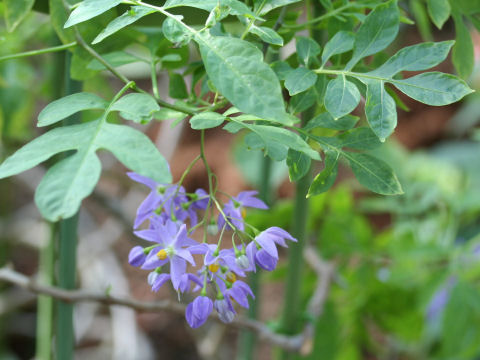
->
0;267;303;351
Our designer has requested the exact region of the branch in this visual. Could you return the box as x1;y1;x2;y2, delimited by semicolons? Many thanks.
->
0;42;77;62
0;267;304;351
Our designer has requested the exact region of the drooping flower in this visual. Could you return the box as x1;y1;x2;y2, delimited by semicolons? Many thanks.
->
186;295;213;328
218;191;268;231
128;245;147;267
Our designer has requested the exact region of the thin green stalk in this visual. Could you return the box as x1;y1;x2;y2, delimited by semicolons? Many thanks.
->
0;42;77;62
56;51;82;360
35;223;57;360
237;156;271;360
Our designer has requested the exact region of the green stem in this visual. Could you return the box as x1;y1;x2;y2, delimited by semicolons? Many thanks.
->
283;2;354;30
0;42;77;62
56;51;82;360
35;223;57;360
237;155;271;360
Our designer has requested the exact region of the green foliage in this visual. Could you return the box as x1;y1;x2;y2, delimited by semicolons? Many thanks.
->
3;0;35;32
190;111;225;129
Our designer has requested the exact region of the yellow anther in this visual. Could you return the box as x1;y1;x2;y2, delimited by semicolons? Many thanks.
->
208;263;220;273
241;208;247;218
156;249;168;260
226;272;237;283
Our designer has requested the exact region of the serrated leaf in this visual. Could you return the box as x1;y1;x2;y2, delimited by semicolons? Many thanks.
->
346;152;403;195
163;17;192;45
371;41;454;78
364;80;397;141
337;127;383;150
64;0;123;28
324;75;360;119
284;68;318;96
286;149;311;182
250;25;284;46
198;35;289;124
92;6;154;44
296;37;321;66
38;93;108;127
427;0;451;29
393;72;473;106
321;31;355;66
190;112;225;129
169;73;189;99
110;93;160;123
227;120;320;160
4;0;35;32
305;113;358;131
346;0;399;69
452;12;474;79
87;51;144;70
307;150;339;197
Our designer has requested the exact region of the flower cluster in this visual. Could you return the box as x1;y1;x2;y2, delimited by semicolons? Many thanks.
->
127;172;296;328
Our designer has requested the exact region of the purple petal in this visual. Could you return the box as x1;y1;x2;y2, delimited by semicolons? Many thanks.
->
127;172;158;190
256;233;278;259
141;251;169;270
246;242;258;272
170;256;187;290
151;273;171;292
193;296;213;321
128;246;146;267
228;286;249;308
175;249;196;266
134;229;162;243
255;250;277;271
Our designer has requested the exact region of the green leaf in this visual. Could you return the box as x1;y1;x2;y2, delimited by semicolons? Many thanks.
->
162;17;192;45
452;11;474;79
96;123;171;183
271;61;293;81
337;127;383;150
4;0;35;32
393;72;473;106
92;6;154;44
35;149;102;221
87;51;144;70
284;68;318;96
286;149;311;182
289;89;316;114
169;73;189;99
307;150;339;197
64;0;123;28
364;80;397;141
305;113;358;131
49;0;75;43
296;37;321;67
225;120;320;160
371;41;454;78
110;93;160;123
321;31;355;66
250;25;284;46
346;152;403;195
198;35;289;124
255;0;302;15
164;0;255;17
427;0;451;29
346;0;399;69
0;122;96;179
190;112;225;129
324;75;360;120
38;93;108;127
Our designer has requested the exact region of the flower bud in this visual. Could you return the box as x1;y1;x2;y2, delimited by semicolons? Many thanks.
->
235;254;250;270
128;246;146;267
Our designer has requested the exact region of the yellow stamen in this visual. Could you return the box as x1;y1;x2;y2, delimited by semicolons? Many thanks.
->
156;249;168;260
226;272;237;283
241;208;247;218
208;263;220;273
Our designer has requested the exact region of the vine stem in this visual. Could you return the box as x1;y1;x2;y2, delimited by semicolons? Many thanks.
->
56;51;82;360
0;42;77;62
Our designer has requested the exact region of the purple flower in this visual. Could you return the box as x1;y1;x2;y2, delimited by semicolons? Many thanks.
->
246;227;296;271
128;172;170;228
140;221;198;291
128;246;147;267
186;295;213;328
214;297;236;323
426;277;456;321
218;191;268;231
224;280;254;308
191;188;210;210
191;243;248;277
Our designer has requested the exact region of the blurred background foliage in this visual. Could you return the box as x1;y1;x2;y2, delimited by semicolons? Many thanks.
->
1;0;480;359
